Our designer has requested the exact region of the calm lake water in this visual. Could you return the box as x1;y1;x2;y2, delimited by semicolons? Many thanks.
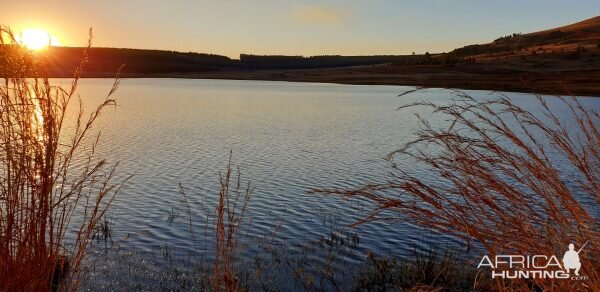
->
60;78;598;289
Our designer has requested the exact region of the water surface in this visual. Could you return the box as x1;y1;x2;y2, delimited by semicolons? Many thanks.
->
63;78;598;288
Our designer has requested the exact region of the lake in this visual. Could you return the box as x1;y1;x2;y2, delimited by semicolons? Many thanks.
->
63;78;598;289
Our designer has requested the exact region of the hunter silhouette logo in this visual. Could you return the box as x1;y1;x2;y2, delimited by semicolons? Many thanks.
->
563;241;588;276
478;242;590;280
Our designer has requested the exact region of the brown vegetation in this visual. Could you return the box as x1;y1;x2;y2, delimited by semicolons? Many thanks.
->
314;90;600;290
178;153;253;292
213;154;253;291
0;26;124;290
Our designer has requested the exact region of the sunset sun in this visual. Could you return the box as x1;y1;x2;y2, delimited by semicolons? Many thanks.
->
19;28;61;50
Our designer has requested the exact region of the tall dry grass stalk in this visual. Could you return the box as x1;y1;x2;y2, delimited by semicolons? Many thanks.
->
0;26;124;290
315;90;599;290
180;152;253;291
213;153;253;291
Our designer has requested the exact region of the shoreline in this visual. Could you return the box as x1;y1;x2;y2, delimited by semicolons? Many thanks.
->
73;66;600;97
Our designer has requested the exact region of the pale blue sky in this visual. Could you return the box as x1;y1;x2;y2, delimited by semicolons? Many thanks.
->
3;0;598;58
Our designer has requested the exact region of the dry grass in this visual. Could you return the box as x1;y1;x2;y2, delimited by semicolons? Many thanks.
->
213;153;253;291
314;89;599;290
179;152;253;291
354;247;491;291
0;26;124;290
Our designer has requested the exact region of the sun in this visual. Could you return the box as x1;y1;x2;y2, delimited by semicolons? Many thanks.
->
19;28;62;50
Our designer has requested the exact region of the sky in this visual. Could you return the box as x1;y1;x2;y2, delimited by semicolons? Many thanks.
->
3;0;599;58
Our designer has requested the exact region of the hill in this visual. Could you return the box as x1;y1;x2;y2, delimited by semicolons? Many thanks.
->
450;16;600;59
1;16;599;96
0;46;408;77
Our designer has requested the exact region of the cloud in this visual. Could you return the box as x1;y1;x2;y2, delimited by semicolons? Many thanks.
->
293;5;351;25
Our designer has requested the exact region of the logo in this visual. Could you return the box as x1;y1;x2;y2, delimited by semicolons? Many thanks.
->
563;243;584;276
477;241;589;280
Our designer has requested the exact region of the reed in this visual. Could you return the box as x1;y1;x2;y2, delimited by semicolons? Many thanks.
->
213;153;253;291
179;152;253;291
314;89;599;290
0;26;124;290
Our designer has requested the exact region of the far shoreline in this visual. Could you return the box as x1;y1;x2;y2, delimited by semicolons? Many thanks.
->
68;65;600;98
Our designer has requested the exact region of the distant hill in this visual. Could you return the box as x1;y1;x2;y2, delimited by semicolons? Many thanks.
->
1;16;599;96
1;47;408;77
528;16;600;35
450;16;600;57
44;47;237;76
238;54;408;69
